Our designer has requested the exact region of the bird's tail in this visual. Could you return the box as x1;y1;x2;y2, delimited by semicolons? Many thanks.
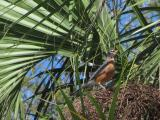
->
82;80;96;88
70;80;96;96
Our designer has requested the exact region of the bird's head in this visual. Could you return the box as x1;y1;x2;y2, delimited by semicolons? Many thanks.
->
108;49;117;57
107;49;118;60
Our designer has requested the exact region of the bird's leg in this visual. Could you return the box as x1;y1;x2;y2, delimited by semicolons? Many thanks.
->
105;80;113;88
98;82;106;90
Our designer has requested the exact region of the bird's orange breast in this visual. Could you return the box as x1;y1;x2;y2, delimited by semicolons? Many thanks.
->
95;63;115;84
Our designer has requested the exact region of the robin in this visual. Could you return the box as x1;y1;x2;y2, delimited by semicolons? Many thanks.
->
71;49;117;95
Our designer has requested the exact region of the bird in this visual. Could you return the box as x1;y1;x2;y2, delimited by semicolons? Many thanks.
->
71;49;117;95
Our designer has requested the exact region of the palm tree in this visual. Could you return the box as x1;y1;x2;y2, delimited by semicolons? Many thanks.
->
0;0;160;119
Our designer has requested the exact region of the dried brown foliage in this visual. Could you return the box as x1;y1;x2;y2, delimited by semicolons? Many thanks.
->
63;84;160;120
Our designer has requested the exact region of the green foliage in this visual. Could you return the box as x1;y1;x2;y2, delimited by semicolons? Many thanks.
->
108;59;129;120
60;89;81;120
56;105;65;120
0;0;160;119
87;94;106;120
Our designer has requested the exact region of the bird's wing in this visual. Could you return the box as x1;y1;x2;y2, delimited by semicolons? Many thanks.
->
89;60;109;81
